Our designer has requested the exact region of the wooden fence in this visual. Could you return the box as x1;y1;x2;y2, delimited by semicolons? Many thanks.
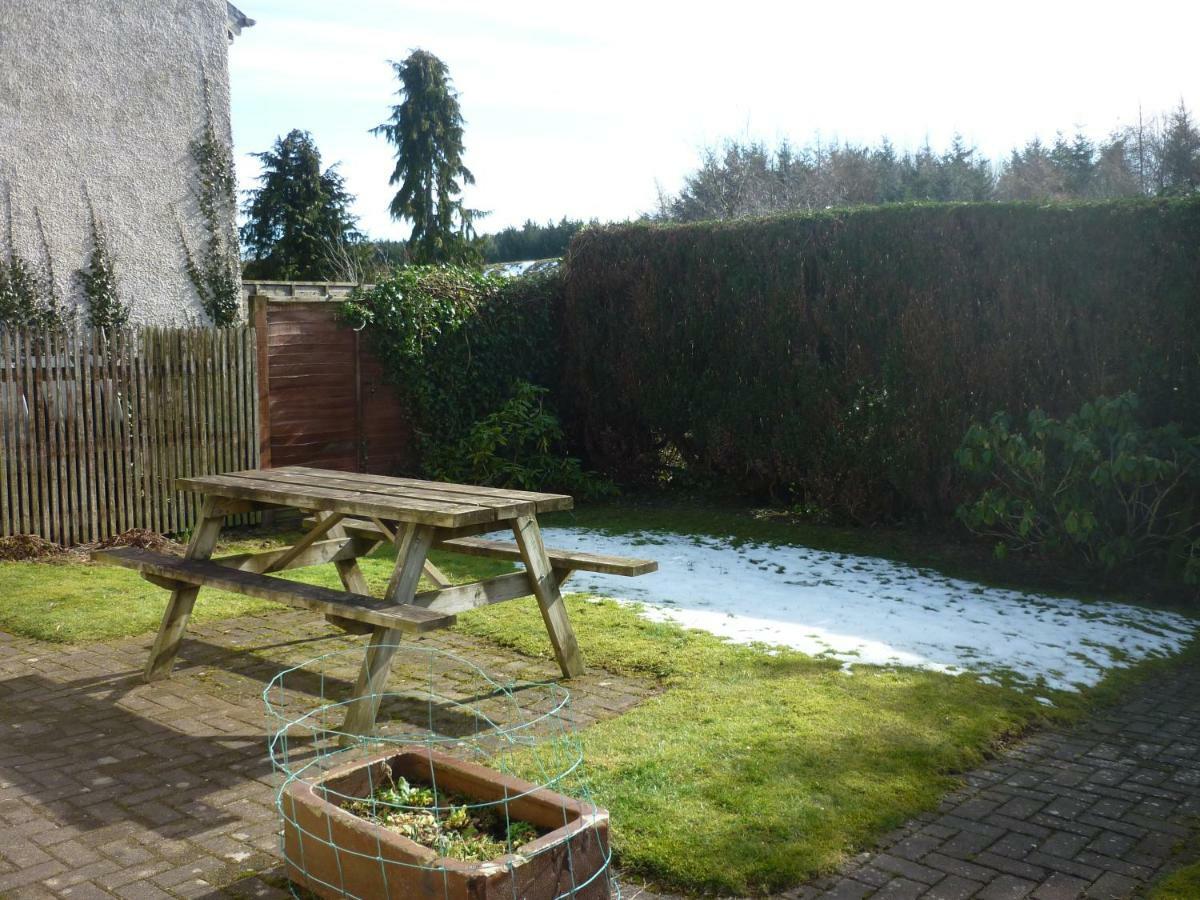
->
0;326;259;545
246;287;413;475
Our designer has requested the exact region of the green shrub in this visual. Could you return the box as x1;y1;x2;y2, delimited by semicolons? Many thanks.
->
956;393;1200;584
559;199;1200;521
424;381;614;499
342;266;601;491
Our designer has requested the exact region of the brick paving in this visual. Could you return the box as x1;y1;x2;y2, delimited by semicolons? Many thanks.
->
0;609;659;899
797;658;1200;899
3;610;1199;900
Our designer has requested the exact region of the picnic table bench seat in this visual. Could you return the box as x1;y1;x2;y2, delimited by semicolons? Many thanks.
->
93;546;455;633
311;516;659;577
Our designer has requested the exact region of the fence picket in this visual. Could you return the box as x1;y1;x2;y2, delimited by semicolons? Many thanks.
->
0;325;258;545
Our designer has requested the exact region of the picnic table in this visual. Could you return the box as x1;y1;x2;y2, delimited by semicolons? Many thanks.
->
94;466;656;735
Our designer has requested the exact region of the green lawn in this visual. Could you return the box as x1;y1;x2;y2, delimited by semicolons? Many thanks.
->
0;504;1192;894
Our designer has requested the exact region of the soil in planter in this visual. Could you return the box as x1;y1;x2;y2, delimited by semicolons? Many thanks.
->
342;769;547;862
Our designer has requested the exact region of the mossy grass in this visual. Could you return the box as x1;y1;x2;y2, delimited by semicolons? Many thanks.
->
1150;861;1200;899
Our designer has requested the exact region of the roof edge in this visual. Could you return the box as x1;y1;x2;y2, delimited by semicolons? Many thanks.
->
227;2;255;41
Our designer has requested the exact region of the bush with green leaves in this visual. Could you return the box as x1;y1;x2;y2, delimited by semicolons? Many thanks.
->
423;381;614;499
343;266;610;495
956;393;1200;584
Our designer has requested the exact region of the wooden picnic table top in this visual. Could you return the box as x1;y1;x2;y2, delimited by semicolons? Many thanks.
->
176;465;574;529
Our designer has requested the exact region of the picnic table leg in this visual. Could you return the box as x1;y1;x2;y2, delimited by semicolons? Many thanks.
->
143;498;226;681
340;522;436;737
320;512;378;635
512;513;585;678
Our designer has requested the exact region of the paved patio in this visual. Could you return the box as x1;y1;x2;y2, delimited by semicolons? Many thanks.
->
4;610;1200;900
0;610;658;899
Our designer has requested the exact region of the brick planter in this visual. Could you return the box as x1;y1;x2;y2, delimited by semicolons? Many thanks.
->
280;746;611;900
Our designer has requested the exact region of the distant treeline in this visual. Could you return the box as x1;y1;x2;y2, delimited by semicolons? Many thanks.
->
480;218;594;263
657;102;1200;221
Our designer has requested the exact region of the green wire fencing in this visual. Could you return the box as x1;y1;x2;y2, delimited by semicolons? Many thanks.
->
265;643;617;899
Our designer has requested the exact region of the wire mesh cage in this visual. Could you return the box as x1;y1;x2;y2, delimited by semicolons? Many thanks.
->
264;643;618;899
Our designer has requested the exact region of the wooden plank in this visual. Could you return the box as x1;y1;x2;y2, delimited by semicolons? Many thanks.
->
408;571;547;614
116;330;135;534
262;512;345;573
257;467;537;518
25;330;49;539
79;331;98;541
178;472;496;528
328;516;657;576
313;515;505;543
277;465;574;512
340;523;436;737
142;497;225;681
134;328;155;533
321;511;377;633
210;536;366;573
251;297;271;469
0;331;13;536
512;513;584;678
41;331;60;542
421;558;451;587
439;536;659;576
96;546;453;632
60;329;80;545
19;331;35;536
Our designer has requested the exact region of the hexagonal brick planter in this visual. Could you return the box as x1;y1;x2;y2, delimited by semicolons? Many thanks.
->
280;746;611;900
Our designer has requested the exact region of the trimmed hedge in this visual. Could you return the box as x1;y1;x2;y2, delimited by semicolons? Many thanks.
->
559;200;1200;521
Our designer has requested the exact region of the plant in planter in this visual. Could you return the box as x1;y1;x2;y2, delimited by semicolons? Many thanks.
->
280;746;611;900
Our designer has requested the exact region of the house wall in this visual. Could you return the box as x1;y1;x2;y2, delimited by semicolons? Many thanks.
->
0;0;240;325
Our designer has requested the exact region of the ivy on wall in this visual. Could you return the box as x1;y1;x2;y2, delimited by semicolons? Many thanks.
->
181;82;240;327
1;184;64;329
78;194;128;329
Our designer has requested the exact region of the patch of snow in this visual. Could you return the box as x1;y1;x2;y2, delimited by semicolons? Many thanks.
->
538;527;1196;692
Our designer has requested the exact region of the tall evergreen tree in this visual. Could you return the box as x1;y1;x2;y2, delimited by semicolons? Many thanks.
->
240;130;360;280
1159;101;1200;196
372;50;478;264
1050;131;1096;196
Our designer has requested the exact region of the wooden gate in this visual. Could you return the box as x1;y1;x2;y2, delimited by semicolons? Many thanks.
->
248;288;413;475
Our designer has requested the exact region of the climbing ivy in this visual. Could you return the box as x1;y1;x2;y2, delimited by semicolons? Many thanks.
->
1;190;63;329
182;87;240;326
78;198;128;329
341;266;611;496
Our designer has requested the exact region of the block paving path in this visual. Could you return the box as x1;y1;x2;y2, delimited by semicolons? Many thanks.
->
3;609;1199;900
0;609;658;899
796;659;1200;900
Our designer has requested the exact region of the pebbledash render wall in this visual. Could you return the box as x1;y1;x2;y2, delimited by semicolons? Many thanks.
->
0;0;251;325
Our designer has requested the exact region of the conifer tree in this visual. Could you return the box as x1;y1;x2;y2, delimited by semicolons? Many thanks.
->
1159;101;1200;195
240;130;360;280
372;50;478;264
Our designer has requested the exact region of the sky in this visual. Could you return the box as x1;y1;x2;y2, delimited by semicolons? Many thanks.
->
228;0;1200;240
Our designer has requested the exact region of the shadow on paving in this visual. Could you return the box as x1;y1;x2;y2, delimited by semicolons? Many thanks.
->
0;670;271;838
0;634;570;844
174;635;568;741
